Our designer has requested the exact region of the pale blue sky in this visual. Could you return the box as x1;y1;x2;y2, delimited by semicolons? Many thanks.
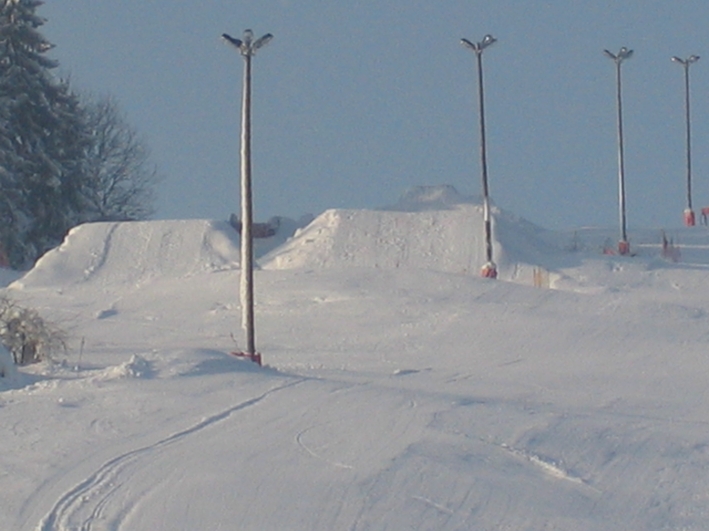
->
40;1;709;230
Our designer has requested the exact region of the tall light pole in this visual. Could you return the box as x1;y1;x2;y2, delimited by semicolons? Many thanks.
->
672;54;700;227
223;29;273;365
604;47;633;256
462;34;498;278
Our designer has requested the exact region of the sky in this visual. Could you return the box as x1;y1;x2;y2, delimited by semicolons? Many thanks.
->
38;1;709;230
5;196;709;529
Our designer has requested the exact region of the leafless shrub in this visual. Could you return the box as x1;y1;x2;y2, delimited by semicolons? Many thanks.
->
0;295;67;365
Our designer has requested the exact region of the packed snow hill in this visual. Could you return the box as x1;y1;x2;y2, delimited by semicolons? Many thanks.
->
3;185;709;531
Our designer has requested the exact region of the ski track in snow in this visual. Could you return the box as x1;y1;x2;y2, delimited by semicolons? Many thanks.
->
410;495;456;515
495;441;597;491
83;223;117;283
295;423;356;470
34;378;306;531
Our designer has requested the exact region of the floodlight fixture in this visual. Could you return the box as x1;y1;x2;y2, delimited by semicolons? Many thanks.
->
605;46;633;255
605;47;633;63
672;54;701;226
461;34;497;55
253;33;273;52
222;29;273;57
461;34;498;278
222;33;243;49
672;55;700;66
223;28;273;365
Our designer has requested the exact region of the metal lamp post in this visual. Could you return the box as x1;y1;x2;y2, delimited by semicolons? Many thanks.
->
223;29;273;365
672;54;700;227
461;34;498;278
604;47;633;256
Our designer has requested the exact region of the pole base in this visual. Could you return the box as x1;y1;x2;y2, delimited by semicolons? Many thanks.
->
684;209;696;227
231;351;262;366
618;240;630;256
480;262;498;279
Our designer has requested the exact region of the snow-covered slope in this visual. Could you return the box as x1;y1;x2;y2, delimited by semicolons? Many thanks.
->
3;189;709;530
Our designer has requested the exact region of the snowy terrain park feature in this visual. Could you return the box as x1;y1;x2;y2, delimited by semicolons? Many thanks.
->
3;186;709;530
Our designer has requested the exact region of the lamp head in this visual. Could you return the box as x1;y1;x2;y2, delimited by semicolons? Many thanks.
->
618;47;633;60
252;33;274;53
460;38;477;51
481;34;497;49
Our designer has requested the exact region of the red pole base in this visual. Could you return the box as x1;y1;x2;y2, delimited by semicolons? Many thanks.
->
231;351;262;366
618;240;630;256
480;262;498;279
684;209;696;227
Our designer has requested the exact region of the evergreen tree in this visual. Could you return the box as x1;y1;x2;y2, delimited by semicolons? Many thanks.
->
0;0;88;268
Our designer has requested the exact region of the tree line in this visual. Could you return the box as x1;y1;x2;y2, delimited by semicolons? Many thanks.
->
0;0;158;269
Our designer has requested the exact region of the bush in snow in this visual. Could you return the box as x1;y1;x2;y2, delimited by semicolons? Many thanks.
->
0;296;66;365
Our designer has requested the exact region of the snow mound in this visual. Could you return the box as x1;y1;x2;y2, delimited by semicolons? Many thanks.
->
10;220;242;289
94;354;152;381
261;195;562;278
261;207;483;273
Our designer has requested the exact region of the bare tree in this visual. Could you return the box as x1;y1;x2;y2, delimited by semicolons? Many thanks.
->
81;95;159;222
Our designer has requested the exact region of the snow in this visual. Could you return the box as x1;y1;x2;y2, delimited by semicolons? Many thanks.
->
3;186;709;530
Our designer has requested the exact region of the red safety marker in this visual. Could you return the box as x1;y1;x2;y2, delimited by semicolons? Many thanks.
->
618;240;630;256
480;262;498;279
231;351;262;366
684;209;696;227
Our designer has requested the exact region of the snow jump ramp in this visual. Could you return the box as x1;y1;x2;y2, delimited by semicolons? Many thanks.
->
11;220;242;289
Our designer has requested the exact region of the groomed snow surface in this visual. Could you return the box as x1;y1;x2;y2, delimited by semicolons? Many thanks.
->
3;185;709;530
